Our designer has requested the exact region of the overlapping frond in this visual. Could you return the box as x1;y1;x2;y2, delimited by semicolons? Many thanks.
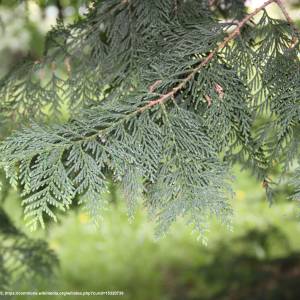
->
0;0;300;234
0;100;231;234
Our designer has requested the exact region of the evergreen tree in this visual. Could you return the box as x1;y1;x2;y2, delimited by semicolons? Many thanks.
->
0;0;300;241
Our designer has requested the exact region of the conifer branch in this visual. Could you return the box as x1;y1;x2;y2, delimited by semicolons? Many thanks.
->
138;0;275;113
1;0;299;234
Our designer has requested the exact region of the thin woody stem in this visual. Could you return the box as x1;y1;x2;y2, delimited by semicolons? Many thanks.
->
275;0;300;37
275;0;300;48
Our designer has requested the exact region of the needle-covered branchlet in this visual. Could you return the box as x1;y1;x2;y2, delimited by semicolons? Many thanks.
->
139;0;298;113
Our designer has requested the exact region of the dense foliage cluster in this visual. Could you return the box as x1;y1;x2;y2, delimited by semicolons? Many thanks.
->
0;0;299;239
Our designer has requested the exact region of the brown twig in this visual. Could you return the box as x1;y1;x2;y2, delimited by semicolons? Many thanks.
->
275;0;300;49
275;0;300;36
204;95;212;107
214;83;224;100
138;0;275;113
148;80;163;93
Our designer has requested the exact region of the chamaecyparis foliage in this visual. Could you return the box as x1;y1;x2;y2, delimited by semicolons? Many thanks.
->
1;103;231;232
0;207;58;291
0;0;300;234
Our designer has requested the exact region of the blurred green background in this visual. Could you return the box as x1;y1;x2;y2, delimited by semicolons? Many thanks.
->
4;167;300;300
1;1;300;300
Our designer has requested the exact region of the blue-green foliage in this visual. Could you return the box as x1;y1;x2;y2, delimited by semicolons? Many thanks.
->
1;103;231;233
0;0;299;234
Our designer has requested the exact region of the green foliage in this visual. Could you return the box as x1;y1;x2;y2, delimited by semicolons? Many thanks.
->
15;177;300;300
0;0;300;235
1;104;231;233
0;207;58;291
